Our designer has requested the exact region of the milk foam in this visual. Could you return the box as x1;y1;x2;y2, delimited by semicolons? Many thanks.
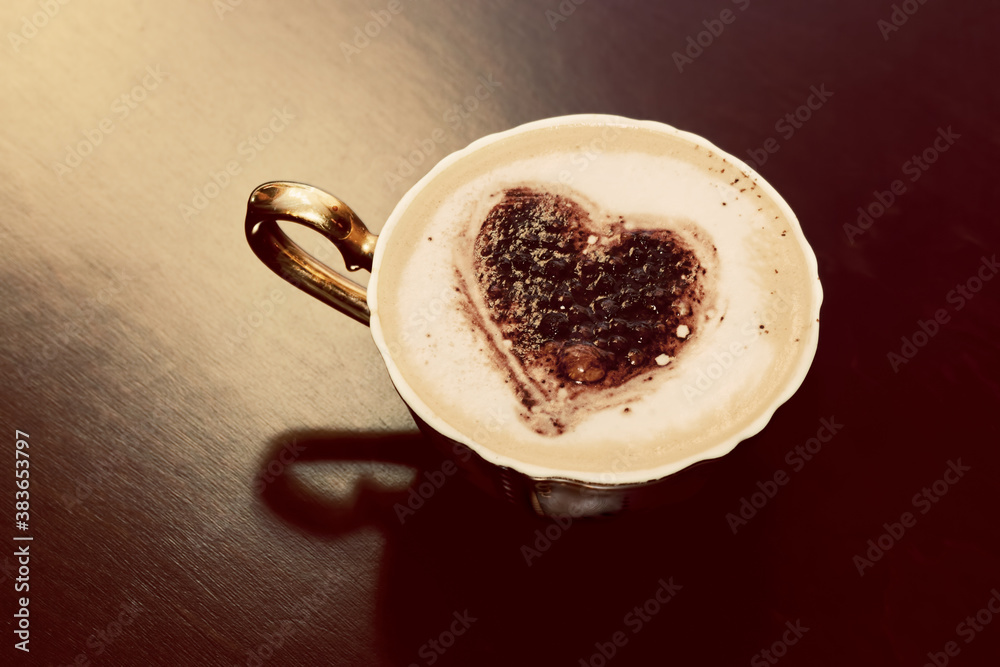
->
371;120;820;482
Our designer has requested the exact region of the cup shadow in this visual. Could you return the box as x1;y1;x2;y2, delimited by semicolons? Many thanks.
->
255;428;781;666
256;429;434;538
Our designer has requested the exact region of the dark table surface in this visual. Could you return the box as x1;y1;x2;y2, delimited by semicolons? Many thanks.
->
3;0;999;665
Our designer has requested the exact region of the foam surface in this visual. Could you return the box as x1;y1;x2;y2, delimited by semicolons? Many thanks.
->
372;120;819;481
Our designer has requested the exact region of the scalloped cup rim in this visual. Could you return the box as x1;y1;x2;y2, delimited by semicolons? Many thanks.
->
368;114;823;486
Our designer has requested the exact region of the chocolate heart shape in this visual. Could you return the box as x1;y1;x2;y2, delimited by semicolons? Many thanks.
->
467;186;713;431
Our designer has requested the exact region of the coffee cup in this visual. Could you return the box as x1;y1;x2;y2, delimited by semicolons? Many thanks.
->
244;114;822;517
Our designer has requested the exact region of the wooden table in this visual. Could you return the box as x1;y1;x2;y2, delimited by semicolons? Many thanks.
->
3;1;998;665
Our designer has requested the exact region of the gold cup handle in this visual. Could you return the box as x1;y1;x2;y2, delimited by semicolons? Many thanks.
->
245;181;378;325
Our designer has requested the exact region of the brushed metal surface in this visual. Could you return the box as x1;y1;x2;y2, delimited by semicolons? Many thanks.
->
2;0;999;665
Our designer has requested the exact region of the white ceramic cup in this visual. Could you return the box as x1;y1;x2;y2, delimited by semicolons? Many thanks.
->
244;115;823;517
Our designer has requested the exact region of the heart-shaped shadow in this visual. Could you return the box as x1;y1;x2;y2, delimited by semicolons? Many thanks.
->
254;428;783;665
255;430;464;537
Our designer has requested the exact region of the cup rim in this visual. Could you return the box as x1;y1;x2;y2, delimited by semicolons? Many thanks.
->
368;113;823;486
